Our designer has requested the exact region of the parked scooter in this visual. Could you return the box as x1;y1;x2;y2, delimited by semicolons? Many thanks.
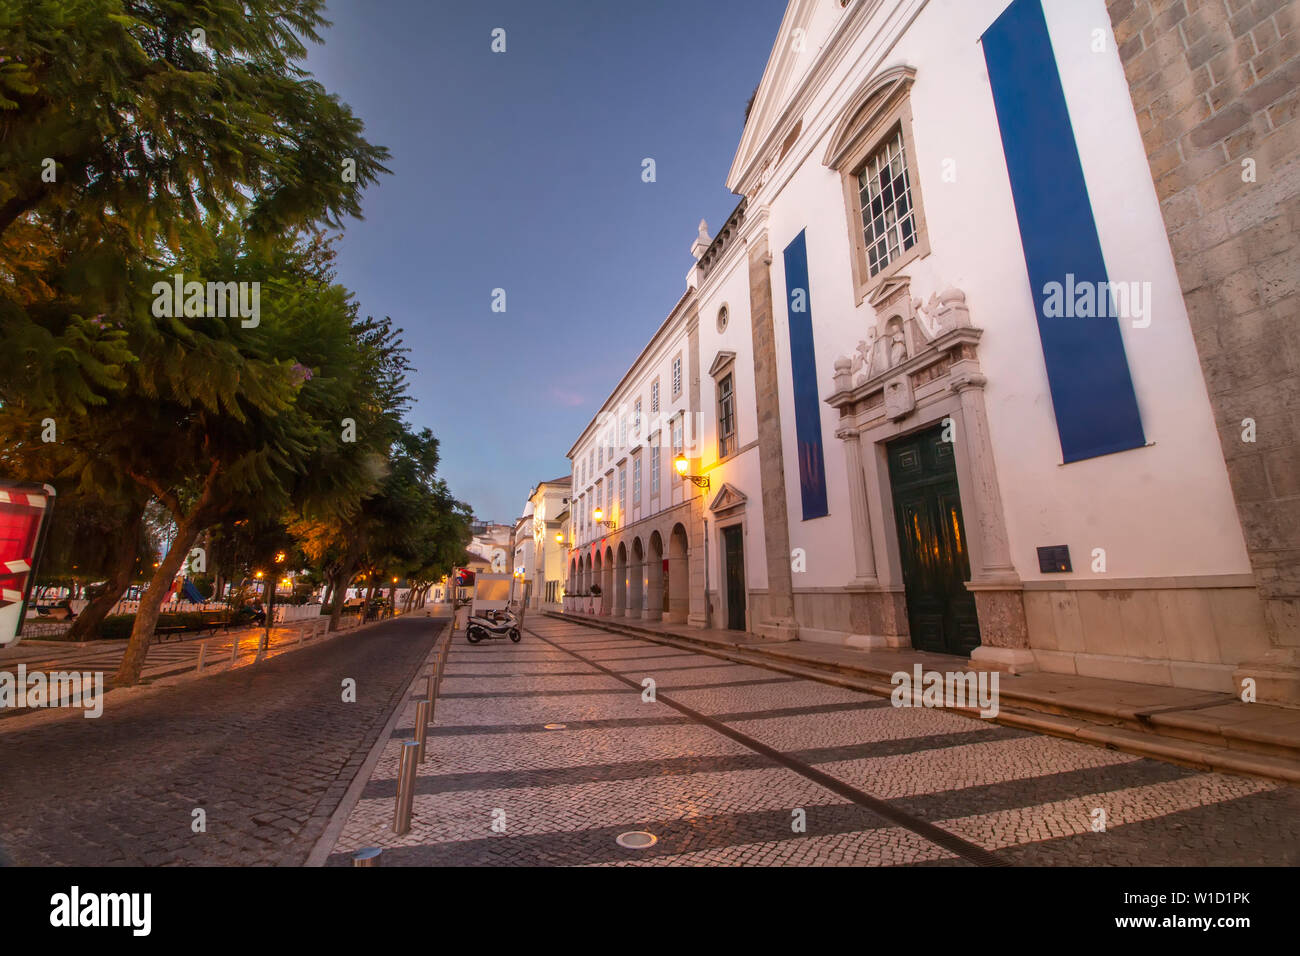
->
465;606;522;643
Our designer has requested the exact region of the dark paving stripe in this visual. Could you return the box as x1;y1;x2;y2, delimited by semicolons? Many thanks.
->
372;727;1020;798
412;700;890;738
327;802;944;867
435;676;797;699
527;624;1007;867
893;757;1192;824
400;714;698;737
715;699;892;722
440;670;599;678
572;652;700;663
788;728;1028;766
604;660;752;674
362;752;775;797
989;788;1300;866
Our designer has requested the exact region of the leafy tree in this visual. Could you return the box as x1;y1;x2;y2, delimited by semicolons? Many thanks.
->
19;231;385;683
0;0;389;241
0;0;389;412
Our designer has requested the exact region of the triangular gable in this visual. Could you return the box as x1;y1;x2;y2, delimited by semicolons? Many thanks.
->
708;482;749;514
727;0;824;196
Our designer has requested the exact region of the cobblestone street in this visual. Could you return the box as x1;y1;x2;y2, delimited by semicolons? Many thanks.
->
328;617;1300;866
0;616;440;866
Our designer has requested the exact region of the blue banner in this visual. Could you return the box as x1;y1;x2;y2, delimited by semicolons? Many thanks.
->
782;230;829;519
982;0;1145;462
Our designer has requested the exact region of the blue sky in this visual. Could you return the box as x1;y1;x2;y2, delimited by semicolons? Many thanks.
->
306;0;788;522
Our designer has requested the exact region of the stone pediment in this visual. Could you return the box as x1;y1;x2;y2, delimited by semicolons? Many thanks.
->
708;482;748;515
708;350;737;378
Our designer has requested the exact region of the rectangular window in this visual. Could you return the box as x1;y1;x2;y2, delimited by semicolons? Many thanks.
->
618;467;626;516
650;440;660;496
671;416;683;456
671;356;682;399
858;128;917;278
717;373;735;459
633;454;642;506
619;414;627;449
598;443;603;468
633;399;642;438
651;380;660;413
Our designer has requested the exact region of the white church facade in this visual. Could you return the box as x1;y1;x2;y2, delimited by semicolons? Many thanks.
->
562;0;1280;701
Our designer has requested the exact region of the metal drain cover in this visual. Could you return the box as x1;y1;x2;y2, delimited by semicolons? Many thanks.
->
543;723;567;730
616;830;657;849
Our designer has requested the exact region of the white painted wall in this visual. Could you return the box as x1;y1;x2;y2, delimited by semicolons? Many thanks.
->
753;0;1250;590
695;235;772;609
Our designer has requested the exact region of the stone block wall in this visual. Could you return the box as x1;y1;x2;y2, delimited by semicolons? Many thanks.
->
1106;0;1300;674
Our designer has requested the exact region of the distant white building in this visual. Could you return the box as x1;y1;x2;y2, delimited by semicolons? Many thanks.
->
467;523;511;573
510;478;573;609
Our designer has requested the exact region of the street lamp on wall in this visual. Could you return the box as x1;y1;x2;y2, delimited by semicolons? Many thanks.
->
592;507;616;530
674;453;710;489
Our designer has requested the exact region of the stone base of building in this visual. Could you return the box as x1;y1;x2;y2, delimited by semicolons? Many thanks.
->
754;577;1294;703
1233;649;1300;707
755;586;909;647
969;645;1037;673
754;618;799;642
1021;578;1298;704
797;627;903;649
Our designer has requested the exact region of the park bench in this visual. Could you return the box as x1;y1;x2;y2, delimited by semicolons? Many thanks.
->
199;610;236;634
151;612;236;644
152;625;189;643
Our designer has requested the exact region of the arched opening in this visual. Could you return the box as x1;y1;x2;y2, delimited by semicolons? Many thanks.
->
628;537;645;620
601;546;614;615
591;551;601;615
667;523;690;625
645;531;665;622
614;542;628;617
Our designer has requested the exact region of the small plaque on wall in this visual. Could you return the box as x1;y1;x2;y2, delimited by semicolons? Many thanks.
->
1037;545;1072;573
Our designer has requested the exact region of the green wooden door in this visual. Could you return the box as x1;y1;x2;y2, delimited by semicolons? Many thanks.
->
887;425;981;656
722;524;746;631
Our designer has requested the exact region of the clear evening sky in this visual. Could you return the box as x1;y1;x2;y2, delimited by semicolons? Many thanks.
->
306;0;788;522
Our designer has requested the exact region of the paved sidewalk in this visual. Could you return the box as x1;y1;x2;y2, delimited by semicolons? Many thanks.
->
321;617;1299;866
549;612;1300;783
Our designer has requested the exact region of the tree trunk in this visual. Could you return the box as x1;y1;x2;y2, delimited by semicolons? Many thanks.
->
328;563;356;632
64;505;145;643
114;517;201;685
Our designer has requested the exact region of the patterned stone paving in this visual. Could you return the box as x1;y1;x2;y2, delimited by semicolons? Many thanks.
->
326;617;1300;867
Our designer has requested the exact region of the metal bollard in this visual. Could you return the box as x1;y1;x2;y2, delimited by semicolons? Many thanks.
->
414;700;430;763
196;640;208;673
230;635;240;665
392;740;420;835
352;847;381;867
